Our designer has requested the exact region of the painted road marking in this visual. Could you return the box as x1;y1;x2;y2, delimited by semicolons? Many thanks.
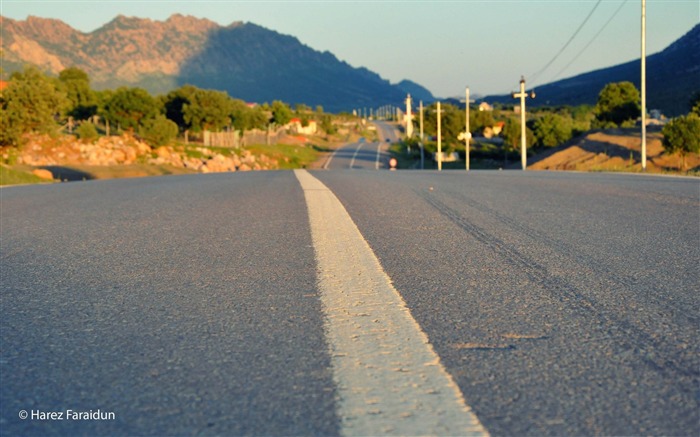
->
323;147;341;170
375;142;382;170
294;169;488;437
349;143;364;169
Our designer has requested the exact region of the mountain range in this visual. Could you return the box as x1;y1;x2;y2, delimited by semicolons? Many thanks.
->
483;24;700;117
1;14;432;112
2;15;697;116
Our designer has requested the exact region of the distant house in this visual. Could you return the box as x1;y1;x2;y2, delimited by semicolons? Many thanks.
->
483;121;505;139
286;117;318;135
0;80;9;93
478;102;493;112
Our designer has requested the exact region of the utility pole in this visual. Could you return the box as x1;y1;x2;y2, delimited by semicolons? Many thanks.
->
437;100;442;171
405;94;413;138
419;100;425;170
641;0;647;171
465;87;473;171
512;76;535;170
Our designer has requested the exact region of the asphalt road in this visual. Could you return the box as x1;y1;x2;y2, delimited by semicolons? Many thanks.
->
323;121;395;170
1;169;698;436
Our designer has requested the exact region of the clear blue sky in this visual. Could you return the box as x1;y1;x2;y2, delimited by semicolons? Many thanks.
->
2;0;698;98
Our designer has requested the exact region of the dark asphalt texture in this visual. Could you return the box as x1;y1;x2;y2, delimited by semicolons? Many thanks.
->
1;169;699;436
1;173;338;436
315;170;699;436
324;121;394;170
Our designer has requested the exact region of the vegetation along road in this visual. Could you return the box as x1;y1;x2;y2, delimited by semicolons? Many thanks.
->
1;165;698;436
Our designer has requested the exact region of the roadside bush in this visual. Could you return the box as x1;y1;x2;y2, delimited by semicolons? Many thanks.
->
139;115;179;147
594;82;640;127
76;122;99;143
0;66;69;146
533;113;573;148
662;113;700;170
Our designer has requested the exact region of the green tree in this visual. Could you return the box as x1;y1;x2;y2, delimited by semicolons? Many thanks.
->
183;88;233;132
58;67;97;120
102;87;160;132
319;114;337;135
422;103;464;151
502;117;534;158
661;114;700;171
294;103;311;113
570;104;594;134
532;113;573;148
594;82;640;127
139;115;179;147
270;100;293;127
689;91;700;116
76;122;99;143
470;109;494;135
230;100;267;132
0;66;69;146
162;85;198;131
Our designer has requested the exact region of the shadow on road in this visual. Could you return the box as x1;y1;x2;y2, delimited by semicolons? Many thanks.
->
41;166;95;182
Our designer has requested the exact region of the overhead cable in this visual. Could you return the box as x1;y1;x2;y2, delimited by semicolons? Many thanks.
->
550;0;630;82
529;0;603;86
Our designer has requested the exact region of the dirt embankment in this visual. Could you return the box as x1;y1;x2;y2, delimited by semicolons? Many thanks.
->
528;128;699;173
2;133;284;182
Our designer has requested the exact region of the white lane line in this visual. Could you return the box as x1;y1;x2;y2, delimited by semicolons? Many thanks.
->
323;147;341;170
375;143;382;169
294;169;488;437
349;143;364;170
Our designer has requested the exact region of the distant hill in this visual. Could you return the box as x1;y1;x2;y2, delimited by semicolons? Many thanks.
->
0;14;434;112
395;80;436;104
483;24;700;117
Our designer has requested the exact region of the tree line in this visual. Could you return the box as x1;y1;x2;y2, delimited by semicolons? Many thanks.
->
0;66;337;148
410;81;699;167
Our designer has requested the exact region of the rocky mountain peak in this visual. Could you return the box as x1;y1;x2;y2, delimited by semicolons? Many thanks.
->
1;14;434;111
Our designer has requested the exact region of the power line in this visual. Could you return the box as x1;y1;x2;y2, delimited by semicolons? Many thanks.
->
549;0;630;82
529;0;603;86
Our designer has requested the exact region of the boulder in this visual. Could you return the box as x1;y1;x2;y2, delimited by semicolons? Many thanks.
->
154;146;171;159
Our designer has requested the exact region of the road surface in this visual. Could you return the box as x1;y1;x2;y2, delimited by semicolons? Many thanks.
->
323;121;396;170
1;168;698;436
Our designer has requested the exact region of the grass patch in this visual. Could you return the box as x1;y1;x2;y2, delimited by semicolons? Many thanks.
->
0;165;51;186
245;143;321;169
178;144;236;159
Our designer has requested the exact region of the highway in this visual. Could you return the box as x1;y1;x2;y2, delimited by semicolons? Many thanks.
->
323;121;396;170
1;164;699;436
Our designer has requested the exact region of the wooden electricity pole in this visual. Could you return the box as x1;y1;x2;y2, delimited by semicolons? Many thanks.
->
436;101;444;171
641;0;647;171
464;87;474;171
512;76;535;170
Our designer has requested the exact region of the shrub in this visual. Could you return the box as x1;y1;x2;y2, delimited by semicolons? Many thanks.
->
76;122;99;143
662;114;700;171
533;113;573;148
139;115;179;147
594;82;640;127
